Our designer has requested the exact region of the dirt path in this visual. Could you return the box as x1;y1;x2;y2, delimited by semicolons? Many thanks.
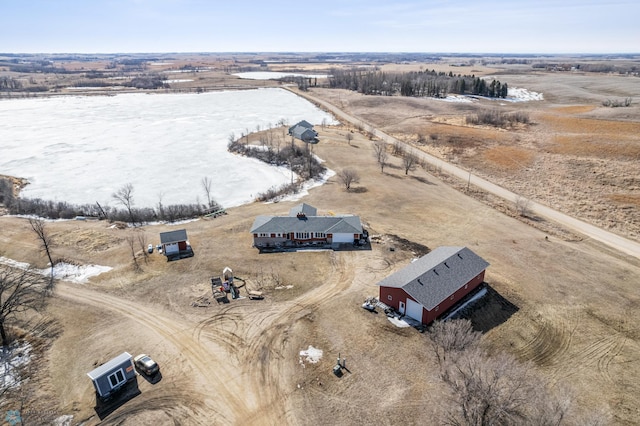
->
288;87;640;259
55;249;356;425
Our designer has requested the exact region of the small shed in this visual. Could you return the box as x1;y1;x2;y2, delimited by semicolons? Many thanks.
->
160;229;194;261
87;352;136;400
376;246;489;325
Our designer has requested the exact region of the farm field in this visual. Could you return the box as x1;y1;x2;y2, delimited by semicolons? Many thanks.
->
1;54;640;425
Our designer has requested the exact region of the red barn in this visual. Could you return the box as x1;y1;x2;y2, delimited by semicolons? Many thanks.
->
376;246;489;325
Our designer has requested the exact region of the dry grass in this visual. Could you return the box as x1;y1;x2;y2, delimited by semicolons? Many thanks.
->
482;146;537;172
551;105;598;114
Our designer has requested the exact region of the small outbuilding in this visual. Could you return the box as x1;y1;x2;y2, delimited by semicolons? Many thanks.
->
87;352;136;400
159;229;194;261
376;246;489;325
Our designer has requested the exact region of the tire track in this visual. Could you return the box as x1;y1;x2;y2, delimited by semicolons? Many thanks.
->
58;283;255;425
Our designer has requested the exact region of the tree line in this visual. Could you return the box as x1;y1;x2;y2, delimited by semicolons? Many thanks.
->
328;69;508;99
0;177;221;224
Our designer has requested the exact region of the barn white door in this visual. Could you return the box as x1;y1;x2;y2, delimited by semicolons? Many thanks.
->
399;301;405;315
406;298;424;322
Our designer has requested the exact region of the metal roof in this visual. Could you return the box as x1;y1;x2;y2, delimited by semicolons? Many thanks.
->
250;215;362;235
87;352;132;380
376;246;489;311
160;229;188;244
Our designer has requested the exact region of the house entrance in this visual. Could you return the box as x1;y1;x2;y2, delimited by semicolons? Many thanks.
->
399;301;405;315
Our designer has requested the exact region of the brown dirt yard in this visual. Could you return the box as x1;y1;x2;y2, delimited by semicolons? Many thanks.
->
1;60;640;425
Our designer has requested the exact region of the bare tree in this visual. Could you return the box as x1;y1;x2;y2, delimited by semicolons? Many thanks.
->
515;196;532;218
0;266;48;347
337;168;360;191
201;176;213;209
126;234;141;272
372;140;389;173
112;183;136;225
402;149;420;175
137;232;149;264
430;319;583;426
28;218;55;291
346;132;354;145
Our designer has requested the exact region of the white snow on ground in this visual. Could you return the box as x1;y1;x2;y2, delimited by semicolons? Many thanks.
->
52;415;74;426
234;72;330;80
506;87;544;102
0;88;337;209
0;256;112;284
387;316;412;327
432;87;542;103
443;287;488;321
162;79;194;83
0;341;32;389
299;346;323;364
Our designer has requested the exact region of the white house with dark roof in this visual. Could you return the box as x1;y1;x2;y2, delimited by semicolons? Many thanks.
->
159;229;194;261
376;246;489;325
250;203;365;250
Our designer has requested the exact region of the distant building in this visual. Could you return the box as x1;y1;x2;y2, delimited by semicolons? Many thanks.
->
376;246;489;325
159;229;194;261
250;203;365;250
87;352;136;400
288;120;319;144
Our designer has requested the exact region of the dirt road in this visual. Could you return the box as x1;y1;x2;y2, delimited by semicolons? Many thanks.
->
288;87;640;259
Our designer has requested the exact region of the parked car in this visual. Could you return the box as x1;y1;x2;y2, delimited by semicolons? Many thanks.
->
134;354;159;376
147;244;153;253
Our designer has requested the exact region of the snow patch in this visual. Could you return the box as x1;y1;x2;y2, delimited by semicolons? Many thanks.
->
0;341;32;389
299;346;323;364
0;256;112;284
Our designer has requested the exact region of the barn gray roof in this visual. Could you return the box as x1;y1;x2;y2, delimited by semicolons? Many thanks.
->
250;214;362;235
376;246;489;311
87;352;132;380
160;229;188;244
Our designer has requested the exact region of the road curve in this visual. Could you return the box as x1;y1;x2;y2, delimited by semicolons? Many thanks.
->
288;87;640;259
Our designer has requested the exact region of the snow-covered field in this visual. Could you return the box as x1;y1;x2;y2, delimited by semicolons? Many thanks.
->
234;72;330;80
0;88;337;208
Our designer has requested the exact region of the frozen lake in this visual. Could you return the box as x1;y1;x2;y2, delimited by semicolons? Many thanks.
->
0;88;337;208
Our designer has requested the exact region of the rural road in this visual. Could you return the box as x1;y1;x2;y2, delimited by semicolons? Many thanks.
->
288;87;640;259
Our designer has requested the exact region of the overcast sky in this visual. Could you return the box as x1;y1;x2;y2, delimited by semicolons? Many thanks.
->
2;0;638;54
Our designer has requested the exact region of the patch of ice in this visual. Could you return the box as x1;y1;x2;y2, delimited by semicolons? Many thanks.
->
162;79;194;84
299;346;323;364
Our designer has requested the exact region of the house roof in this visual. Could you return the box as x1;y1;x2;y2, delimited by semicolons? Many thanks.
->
376;246;489;311
87;352;132;380
289;120;314;132
160;229;188;244
290;125;319;143
250;215;362;235
289;203;317;217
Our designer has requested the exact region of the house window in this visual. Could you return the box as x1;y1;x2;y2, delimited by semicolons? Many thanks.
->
259;233;269;237
315;232;325;238
387;295;392;301
108;369;126;389
295;232;310;239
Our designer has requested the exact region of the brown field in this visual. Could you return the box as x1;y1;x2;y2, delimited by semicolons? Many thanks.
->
2;54;640;425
